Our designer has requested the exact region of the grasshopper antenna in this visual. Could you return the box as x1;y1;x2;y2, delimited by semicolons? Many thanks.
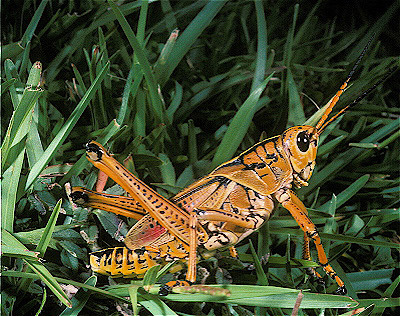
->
315;34;376;132
316;65;398;135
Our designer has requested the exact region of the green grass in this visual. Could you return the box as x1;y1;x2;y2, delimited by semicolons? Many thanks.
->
1;1;399;315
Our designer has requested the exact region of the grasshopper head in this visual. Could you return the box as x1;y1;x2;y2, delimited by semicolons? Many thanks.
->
281;126;318;187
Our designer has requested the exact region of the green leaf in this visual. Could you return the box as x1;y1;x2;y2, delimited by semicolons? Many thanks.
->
107;0;166;124
286;68;306;126
211;73;274;168
158;0;227;86
20;0;50;46
1;61;43;172
128;285;140;316
59;276;97;316
1;229;71;308
1;246;40;261
1;147;25;232
248;240;268;285
318;174;370;213
25;62;110;191
35;199;62;256
24;260;72;308
143;265;161;289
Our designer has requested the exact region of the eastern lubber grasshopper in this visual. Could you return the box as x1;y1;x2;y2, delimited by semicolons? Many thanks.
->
70;37;394;296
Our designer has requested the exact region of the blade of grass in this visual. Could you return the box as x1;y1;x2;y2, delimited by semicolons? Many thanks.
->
1;61;42;171
286;68;306;126
318;174;370;213
138;289;179;316
158;0;227;86
174;71;255;122
149;285;357;309
59;275;97;316
1;246;40;261
19;41;31;78
117;61;141;126
3;59;21;109
142;265;161;290
18;199;65;292
35;287;47;316
249;240;268;285
36;199;63;256
2;230;72;308
250;0;267;92
166;81;182;122
1;148;25;232
20;0;50;46
270;227;400;249
154;29;179;82
24;260;72;308
128;285;140;316
211;73;274;168
132;88;146;137
1;42;24;62
0;78;17;96
108;0;167;124
302;118;400;195
2;271;131;304
281;3;299;96
371;275;400;315
25;62;110;191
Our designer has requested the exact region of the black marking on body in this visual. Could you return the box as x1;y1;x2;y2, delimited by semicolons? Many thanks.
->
243;162;267;170
70;191;89;204
216;158;242;170
173;176;230;203
134;247;146;255
265;152;279;163
272;137;285;160
86;142;103;160
213;232;231;245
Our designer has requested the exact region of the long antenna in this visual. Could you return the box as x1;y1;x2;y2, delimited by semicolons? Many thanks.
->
316;66;398;135
314;34;375;133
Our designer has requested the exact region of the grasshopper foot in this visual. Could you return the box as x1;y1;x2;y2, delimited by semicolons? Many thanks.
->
158;280;190;296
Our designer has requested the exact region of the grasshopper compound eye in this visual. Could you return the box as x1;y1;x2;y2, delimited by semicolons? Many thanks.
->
296;131;310;152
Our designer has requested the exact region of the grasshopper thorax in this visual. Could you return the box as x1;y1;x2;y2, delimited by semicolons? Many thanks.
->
281;125;318;187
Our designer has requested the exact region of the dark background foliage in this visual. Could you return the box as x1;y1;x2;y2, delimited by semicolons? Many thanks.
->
1;1;399;315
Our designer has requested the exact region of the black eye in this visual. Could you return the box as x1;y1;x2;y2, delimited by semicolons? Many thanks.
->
297;131;310;152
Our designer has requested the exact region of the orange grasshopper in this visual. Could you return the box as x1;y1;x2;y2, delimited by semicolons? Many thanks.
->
70;38;392;296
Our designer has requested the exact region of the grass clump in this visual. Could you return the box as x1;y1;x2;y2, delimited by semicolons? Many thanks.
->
1;1;399;315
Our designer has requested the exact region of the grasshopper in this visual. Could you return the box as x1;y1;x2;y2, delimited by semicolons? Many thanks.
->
70;37;393;295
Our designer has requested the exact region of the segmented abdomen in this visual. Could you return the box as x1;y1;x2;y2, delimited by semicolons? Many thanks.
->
90;247;166;277
90;247;182;278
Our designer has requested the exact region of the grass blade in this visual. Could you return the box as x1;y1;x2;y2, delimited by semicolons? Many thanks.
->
1;148;24;232
251;0;267;92
1;230;72;308
1;61;42;171
25;62;110;191
20;0;50;45
35;199;62;256
24;260;72;308
107;0;166;124
59;275;97;316
158;0;227;86
211;73;274;168
318;174;370;213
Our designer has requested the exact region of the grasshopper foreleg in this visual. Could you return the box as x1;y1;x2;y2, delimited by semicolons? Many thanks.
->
276;188;347;295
